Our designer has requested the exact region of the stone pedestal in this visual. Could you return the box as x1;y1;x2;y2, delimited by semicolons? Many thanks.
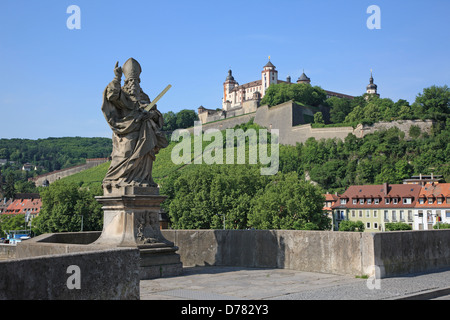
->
94;186;182;280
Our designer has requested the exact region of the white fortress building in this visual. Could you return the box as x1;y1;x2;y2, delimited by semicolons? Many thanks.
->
198;59;378;124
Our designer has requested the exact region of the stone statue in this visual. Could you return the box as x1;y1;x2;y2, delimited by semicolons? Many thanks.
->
101;58;168;190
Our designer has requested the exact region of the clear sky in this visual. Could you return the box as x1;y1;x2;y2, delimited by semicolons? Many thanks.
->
0;0;449;139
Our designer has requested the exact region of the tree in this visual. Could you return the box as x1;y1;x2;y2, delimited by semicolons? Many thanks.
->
176;109;199;129
260;83;327;107
33;181;103;234
327;96;353;123
385;222;412;231
413;85;450;120
338;220;365;232
165;164;269;229
314;112;325;124
248;172;330;230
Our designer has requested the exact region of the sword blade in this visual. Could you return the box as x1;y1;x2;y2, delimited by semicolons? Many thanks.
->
144;84;172;111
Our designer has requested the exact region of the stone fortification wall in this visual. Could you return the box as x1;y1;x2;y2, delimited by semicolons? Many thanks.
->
32;158;109;186
193;102;435;146
353;119;435;139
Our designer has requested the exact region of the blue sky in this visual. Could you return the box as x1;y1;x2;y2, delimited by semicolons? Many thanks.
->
0;0;449;139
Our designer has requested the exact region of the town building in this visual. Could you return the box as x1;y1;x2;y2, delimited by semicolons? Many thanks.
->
403;174;443;186
332;183;421;231
3;193;42;219
414;183;450;230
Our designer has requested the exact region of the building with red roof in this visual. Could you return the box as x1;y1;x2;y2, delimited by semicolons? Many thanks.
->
332;183;422;231
414;183;450;230
3;193;42;219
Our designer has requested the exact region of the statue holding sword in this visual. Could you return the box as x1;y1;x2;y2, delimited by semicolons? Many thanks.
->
101;58;170;189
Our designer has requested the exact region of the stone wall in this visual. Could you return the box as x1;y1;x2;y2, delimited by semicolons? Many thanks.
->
193;102;435;146
162;229;450;278
372;229;450;277
0;247;140;300
32;158;109;187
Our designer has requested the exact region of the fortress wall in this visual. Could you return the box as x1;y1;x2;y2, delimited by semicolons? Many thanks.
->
32;159;108;186
353;119;435;139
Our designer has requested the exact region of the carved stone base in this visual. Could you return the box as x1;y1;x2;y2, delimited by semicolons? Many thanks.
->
94;187;182;279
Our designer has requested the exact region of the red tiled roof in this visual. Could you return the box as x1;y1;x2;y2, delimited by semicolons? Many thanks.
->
332;184;422;209
4;198;42;215
416;183;450;209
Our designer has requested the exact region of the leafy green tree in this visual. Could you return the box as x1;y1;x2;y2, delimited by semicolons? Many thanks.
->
314;112;325;124
33;181;103;234
176;109;199;129
327;96;353;123
165;164;268;229
338;220;365;232
260;83;327;107
248;172;329;230
413;85;450;120
385;222;412;231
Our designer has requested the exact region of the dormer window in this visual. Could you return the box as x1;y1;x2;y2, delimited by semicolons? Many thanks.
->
428;198;434;204
340;199;347;205
367;199;372;204
353;199;357;204
359;199;364;204
393;198;398;204
419;198;425;204
385;198;390;204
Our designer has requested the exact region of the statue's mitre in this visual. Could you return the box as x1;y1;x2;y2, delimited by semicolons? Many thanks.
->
122;58;142;79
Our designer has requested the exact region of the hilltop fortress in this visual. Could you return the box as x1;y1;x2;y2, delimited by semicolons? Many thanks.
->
195;59;433;145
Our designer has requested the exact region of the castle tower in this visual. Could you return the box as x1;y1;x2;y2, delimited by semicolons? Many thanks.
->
297;70;311;84
366;70;379;97
223;69;238;110
261;57;278;96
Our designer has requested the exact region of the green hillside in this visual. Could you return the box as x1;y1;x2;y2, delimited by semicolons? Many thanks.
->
61;140;188;188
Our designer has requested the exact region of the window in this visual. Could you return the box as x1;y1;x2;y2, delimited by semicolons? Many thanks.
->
359;210;363;218
340;199;347;205
428;198;434;204
408;210;413;221
385;198;390;204
374;210;378;218
393;198;398;204
353;199;357;204
403;198;412;204
366;222;371;229
351;210;356;218
447;198;450;204
419;198;425;204
437;198;443;204
359;199;364;204
366;210;370;218
384;210;389;221
374;222;378;229
392;210;397;221
367;199;372;204
400;210;404;221
374;198;379;204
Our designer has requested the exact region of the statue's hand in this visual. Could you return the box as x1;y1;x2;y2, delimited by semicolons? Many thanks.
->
114;61;122;80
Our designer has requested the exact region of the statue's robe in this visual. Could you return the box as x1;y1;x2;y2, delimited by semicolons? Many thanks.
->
101;78;168;187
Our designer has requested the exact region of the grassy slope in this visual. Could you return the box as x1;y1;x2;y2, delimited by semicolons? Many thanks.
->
60;133;268;188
